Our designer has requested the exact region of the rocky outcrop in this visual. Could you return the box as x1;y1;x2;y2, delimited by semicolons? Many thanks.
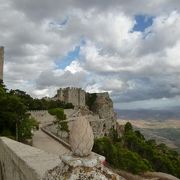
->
88;92;117;136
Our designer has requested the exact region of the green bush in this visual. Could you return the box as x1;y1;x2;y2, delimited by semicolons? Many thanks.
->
48;108;69;132
93;137;152;174
18;117;39;141
93;122;180;178
86;93;97;110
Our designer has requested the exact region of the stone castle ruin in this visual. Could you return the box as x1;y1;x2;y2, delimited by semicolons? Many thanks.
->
0;46;4;81
55;87;117;138
56;87;86;106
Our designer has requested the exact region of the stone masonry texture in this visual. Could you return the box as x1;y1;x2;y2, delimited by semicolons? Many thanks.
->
57;87;86;107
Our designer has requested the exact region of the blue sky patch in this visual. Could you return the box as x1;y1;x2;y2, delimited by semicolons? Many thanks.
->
133;15;154;32
55;45;81;69
55;39;86;69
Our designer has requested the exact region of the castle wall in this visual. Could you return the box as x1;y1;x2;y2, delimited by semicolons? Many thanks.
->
57;87;85;107
68;88;79;106
79;89;86;106
0;47;4;81
56;88;116;137
57;89;64;102
29;110;56;125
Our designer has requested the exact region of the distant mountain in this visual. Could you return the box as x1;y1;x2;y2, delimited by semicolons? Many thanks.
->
115;108;180;121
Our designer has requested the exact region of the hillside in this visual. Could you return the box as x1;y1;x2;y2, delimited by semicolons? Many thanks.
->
116;109;180;152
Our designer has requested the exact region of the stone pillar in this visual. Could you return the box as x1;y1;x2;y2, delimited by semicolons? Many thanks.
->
0;46;4;81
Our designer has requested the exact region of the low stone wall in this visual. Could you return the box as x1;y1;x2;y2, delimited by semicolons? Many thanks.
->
29;110;56;125
0;137;124;180
0;137;61;180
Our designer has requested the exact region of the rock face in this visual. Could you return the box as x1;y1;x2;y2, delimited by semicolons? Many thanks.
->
90;92;117;136
69;116;94;157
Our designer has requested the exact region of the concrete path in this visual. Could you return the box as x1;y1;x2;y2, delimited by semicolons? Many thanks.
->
31;109;76;155
32;128;70;155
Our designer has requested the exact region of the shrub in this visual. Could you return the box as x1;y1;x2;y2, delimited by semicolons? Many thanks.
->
93;122;180;178
48;108;69;132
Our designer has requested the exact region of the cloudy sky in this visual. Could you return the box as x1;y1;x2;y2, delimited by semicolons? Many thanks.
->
1;0;180;110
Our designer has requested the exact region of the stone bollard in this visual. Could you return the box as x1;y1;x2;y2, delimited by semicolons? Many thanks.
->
69;116;94;157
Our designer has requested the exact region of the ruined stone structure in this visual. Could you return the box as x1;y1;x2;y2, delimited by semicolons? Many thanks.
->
57;87;86;107
55;87;117;138
0;46;4;81
86;92;117;137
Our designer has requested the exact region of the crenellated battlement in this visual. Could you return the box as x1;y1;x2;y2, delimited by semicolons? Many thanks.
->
57;87;86;107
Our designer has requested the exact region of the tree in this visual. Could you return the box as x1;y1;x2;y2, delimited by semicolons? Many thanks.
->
18;116;38;141
0;83;38;141
93;122;180;178
124;122;133;133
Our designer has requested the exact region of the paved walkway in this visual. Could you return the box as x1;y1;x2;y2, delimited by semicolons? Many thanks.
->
32;128;70;155
31;109;77;155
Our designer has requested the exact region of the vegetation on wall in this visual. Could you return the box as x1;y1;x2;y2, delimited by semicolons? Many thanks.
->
48;108;69;132
86;93;97;110
93;122;180;178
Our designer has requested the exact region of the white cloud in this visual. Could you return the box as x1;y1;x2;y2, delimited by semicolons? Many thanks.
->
1;0;180;109
65;61;84;73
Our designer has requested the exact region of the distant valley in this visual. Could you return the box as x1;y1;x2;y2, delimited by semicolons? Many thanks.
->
116;109;180;152
115;108;180;121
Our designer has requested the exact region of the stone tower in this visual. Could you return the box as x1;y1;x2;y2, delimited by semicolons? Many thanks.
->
57;87;86;107
0;46;4;81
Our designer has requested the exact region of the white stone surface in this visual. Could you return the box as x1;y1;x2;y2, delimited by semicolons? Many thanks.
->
69;116;94;157
0;137;62;180
61;152;104;168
